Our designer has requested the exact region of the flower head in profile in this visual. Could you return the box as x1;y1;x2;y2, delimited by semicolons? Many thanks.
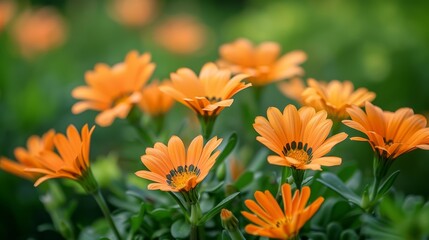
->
254;104;348;170
25;124;96;190
278;77;306;105
343;102;429;161
72;51;155;126
161;62;250;117
301;79;376;120
154;15;208;55
12;7;66;58
0;130;55;180
218;38;306;86
135;135;222;192
138;80;174;117
242;183;324;239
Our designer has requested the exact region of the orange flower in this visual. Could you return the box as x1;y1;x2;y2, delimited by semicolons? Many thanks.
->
0;130;55;180
138;80;174;117
242;183;324;239
72;51;155;126
0;0;15;31
343;102;429;160
25;124;95;188
154;15;208;54
218;38;306;86
108;0;157;27
278;77;306;105
12;7;66;58
254;105;347;170
161;62;250;117
301;79;376;120
135;135;222;192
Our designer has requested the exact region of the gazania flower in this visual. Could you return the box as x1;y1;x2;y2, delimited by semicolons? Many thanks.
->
12;7;66;58
343;102;429;161
0;130;55;180
25;124;96;190
301;79;376;120
278;77;306;105
135;135;222;192
0;0;15;32
138;80;174;117
218;38;306;86
108;0;157;27
242;183;324;239
161;62;250;117
154;15;208;55
72;51;155;126
254;104;348;170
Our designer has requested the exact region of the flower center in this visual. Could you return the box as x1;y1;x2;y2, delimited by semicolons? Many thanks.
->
166;164;201;190
205;96;222;104
282;141;313;164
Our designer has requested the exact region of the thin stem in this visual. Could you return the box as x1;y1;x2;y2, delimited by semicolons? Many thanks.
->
199;115;216;142
92;190;123;240
276;167;290;199
190;203;203;240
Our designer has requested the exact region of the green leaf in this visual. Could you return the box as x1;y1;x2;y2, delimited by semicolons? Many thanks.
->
214;133;238;169
130;203;145;233
327;222;342;240
149;208;172;220
318;172;361;207
171;218;191;238
203;181;224;193
198;192;240;225
152;228;170;238
377;170;400;198
234;171;254;190
340;229;359;240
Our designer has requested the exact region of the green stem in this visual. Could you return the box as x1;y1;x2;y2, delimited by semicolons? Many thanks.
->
291;168;305;191
92;190;123;240
168;192;190;220
199;115;216;142
276;167;290;199
127;106;155;146
370;175;380;203
227;229;246;240
190;203;203;240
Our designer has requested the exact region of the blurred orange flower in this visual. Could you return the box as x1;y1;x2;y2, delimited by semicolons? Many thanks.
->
136;135;222;192
138;80;174;117
109;0;157;27
161;62;250;117
229;157;245;182
25;124;95;187
12;7;66;58
0;130;55;180
343;102;429;160
302;79;376;120
0;0;15;31
72;51;155;126
278;77;306;104
254;105;347;170
154;15;208;54
218;38;307;86
242;183;324;239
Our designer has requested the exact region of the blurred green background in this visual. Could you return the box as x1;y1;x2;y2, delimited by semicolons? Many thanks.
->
1;0;429;239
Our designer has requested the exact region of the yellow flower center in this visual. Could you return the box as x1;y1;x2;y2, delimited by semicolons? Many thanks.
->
166;164;201;190
282;141;312;164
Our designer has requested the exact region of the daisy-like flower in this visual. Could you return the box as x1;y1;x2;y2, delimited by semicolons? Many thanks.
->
25;124;97;191
254;104;348;171
301;78;376;121
138;80;174;117
72;51;155;127
242;183;324;239
135;135;222;194
0;130;55;180
218;38;306;86
343;102;429;178
161;62;250;138
278;77;306;105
